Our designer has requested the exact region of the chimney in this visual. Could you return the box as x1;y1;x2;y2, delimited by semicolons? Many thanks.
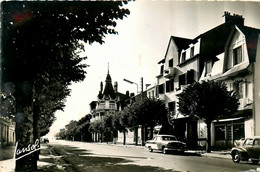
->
223;11;244;26
100;81;103;92
114;81;118;93
126;91;129;97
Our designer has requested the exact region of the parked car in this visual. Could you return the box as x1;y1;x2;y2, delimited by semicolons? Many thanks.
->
230;136;260;164
145;135;187;154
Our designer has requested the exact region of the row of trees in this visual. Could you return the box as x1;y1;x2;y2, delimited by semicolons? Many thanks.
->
58;98;169;146
58;115;92;142
2;1;130;171
57;81;238;154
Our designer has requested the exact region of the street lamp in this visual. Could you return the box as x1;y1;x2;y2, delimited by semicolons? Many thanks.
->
123;78;138;95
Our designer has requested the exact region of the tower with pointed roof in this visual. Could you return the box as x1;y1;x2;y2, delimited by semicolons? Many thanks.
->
89;65;129;142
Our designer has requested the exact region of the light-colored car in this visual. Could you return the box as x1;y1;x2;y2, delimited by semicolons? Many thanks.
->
145;135;187;154
230;136;260;164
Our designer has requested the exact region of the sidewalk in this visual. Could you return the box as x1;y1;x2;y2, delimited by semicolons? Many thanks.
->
0;146;15;172
0;143;64;172
99;142;232;159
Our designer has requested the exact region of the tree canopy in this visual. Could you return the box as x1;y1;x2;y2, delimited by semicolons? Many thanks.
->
177;81;239;123
177;80;239;152
1;1;130;170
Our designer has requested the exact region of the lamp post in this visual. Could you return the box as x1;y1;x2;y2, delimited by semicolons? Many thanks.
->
123;78;138;95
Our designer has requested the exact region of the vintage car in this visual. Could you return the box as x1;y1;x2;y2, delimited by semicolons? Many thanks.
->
145;135;187;154
230;136;260;164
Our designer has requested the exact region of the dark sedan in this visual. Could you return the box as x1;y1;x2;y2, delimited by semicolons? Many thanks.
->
230;136;260;164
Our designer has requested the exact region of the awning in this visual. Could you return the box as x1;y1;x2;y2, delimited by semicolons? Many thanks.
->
213;117;244;123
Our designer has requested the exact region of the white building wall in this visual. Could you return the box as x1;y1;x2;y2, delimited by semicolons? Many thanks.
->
245;118;254;138
254;34;260;136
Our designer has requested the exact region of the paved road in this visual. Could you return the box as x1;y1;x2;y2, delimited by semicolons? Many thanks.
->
47;140;260;172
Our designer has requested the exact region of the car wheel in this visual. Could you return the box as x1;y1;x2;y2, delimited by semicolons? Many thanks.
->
149;147;153;152
163;147;167;154
252;160;259;165
232;150;241;163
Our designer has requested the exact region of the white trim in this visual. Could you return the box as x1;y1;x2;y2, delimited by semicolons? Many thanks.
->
213;117;244;123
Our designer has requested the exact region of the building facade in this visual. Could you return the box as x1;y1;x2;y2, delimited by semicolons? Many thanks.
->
89;69;128;142
199;14;260;148
155;12;260;149
0;116;15;147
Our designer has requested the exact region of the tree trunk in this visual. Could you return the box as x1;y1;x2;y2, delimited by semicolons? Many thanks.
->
206;121;212;153
141;125;145;146
135;127;138;146
15;107;34;172
15;81;34;172
150;126;154;140
123;129;126;145
32;98;40;170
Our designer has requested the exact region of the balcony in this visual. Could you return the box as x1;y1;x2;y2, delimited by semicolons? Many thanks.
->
238;98;253;109
175;85;188;95
158;94;165;100
164;67;176;78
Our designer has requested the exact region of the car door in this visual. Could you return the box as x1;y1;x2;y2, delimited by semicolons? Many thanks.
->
151;136;158;150
244;138;254;158
251;138;260;160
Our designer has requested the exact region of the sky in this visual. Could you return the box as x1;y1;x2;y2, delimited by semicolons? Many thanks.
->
47;1;260;138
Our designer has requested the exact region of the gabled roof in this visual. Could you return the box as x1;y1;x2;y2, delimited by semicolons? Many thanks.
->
171;36;193;51
158;36;193;64
197;22;234;59
237;25;260;63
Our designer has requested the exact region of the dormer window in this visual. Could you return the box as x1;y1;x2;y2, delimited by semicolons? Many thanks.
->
190;46;194;58
181;52;186;63
160;65;164;74
233;46;242;66
169;58;173;67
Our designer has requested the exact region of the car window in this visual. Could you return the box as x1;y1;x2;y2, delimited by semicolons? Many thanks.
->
253;138;260;146
244;138;253;145
162;136;177;141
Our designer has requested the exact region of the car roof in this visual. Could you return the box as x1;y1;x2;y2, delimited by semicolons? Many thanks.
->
245;136;260;139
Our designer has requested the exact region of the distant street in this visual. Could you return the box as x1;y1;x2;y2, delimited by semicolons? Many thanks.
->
45;140;259;172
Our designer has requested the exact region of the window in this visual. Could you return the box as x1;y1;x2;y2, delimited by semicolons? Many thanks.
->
187;70;194;84
205;60;212;76
190;46;194;58
99;103;105;109
181;52;186;63
166;79;174;92
233;46;242;65
160;65;164;74
215;125;225;140
179;74;186;87
233;81;243;99
245;138;253;146
158;84;164;94
169;58;173;67
168;102;175;115
233;124;244;141
109;103;115;109
152;91;154;98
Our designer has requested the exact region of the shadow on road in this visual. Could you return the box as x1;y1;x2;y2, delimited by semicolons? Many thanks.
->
39;144;180;172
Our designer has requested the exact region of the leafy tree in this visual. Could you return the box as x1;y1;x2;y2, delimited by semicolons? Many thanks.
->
113;108;130;145
75;115;91;142
1;1;130;171
177;81;239;152
65;120;78;141
89;119;105;142
128;98;169;145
